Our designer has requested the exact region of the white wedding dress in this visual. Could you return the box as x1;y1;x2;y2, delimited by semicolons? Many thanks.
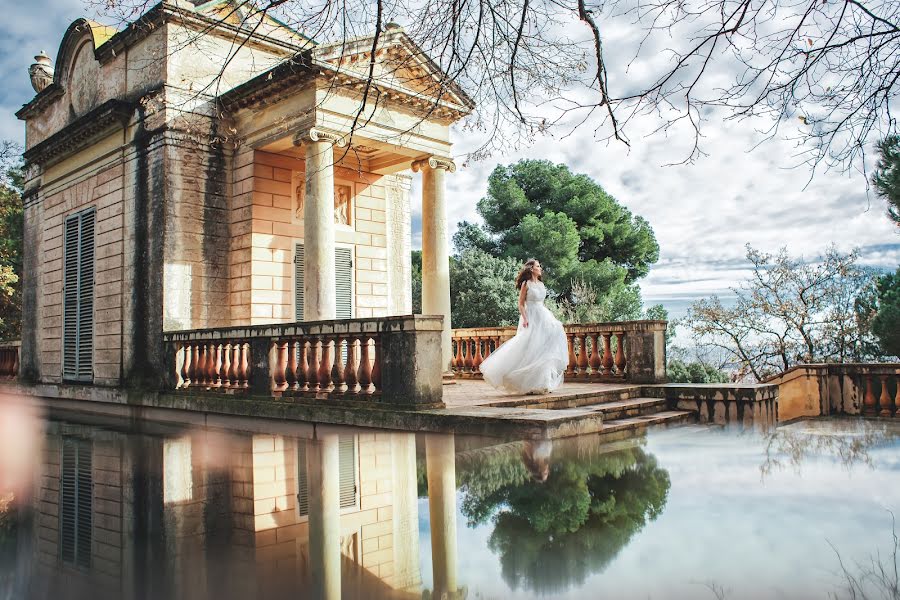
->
480;280;569;394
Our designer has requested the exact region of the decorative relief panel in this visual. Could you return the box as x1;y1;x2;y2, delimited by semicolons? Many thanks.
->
291;172;354;227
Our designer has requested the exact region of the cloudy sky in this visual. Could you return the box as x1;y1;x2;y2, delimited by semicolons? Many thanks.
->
2;0;898;323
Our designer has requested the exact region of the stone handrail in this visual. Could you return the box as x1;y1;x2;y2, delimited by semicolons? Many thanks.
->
162;315;445;408
0;341;20;378
770;363;900;421
451;320;667;384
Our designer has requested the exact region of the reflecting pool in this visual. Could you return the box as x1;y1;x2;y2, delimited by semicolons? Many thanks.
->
1;402;898;600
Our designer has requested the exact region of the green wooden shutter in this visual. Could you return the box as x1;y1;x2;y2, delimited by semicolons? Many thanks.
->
60;438;92;569
294;245;354;322
63;218;80;379
296;435;357;517
294;243;305;322
335;248;353;320
63;209;95;382
338;435;357;509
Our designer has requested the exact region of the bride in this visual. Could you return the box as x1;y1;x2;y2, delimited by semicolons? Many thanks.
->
480;259;569;395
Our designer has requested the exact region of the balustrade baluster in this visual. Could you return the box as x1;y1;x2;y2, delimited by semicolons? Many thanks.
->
453;338;463;372
863;374;877;416
473;337;484;373
212;343;223;388
221;343;232;389
358;337;373;394
231;343;241;388
239;342;250;389
332;337;345;393
180;343;192;388
464;338;474;372
297;340;309;392
273;341;288;394
319;337;333;391
577;334;589;377
879;375;892;418
602;333;613;375
344;337;358;393
614;332;627;375
285;340;298;392
589;334;601;375
307;338;321;392
894;375;900;418
193;344;205;387
372;336;382;393
566;334;577;376
483;338;492;359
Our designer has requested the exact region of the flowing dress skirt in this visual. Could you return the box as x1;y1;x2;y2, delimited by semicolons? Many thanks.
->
479;299;569;394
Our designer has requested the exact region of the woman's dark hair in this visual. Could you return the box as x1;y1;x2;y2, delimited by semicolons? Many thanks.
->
515;258;542;290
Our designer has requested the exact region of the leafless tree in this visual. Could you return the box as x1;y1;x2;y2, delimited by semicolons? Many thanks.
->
80;0;898;172
680;244;885;382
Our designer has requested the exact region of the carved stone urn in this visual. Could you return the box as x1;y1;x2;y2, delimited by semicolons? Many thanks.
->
29;51;54;93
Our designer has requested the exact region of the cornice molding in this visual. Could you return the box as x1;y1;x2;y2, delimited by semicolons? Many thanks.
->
22;99;133;166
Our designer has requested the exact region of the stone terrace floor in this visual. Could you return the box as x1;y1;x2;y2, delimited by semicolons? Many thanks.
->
443;379;639;409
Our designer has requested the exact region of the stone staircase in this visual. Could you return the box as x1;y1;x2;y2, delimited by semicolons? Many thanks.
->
481;384;697;434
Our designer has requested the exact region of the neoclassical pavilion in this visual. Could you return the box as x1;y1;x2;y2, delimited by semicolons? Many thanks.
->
16;1;472;392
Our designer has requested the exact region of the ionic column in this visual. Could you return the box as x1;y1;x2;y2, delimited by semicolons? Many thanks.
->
425;433;458;597
306;434;341;600
296;128;346;321
413;157;456;373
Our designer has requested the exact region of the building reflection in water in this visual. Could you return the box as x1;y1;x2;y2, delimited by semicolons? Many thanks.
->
16;417;673;600
19;419;465;600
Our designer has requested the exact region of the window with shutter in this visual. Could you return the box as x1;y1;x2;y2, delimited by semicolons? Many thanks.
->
60;437;92;569
63;208;95;382
294;244;354;322
296;435;358;518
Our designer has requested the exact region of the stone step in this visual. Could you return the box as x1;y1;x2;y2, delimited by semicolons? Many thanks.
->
599;410;698;434
585;397;668;420
483;385;645;410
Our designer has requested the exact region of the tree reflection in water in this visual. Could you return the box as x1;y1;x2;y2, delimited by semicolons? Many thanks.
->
456;439;671;595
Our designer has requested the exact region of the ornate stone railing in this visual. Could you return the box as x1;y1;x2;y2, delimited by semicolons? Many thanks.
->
772;363;900;421
451;320;667;384
0;341;19;378
162;315;445;408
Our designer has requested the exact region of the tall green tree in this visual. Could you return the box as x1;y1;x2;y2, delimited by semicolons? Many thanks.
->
872;135;900;226
0;142;23;341
449;249;522;328
870;268;900;357
455;160;659;304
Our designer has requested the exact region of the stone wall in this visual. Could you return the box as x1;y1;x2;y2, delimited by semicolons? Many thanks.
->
229;150;410;326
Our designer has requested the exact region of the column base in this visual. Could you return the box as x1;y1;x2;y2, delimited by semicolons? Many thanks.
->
442;371;456;385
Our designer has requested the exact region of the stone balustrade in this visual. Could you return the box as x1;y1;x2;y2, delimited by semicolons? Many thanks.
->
773;363;900;421
162;315;445;408
0;341;19;378
451;320;667;384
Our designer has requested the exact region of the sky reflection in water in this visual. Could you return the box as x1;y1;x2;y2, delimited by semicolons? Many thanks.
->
1;408;898;600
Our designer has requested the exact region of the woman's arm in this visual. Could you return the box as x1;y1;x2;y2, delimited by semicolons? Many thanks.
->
518;283;529;328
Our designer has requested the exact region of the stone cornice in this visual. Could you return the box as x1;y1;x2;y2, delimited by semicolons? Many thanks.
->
293;127;348;147
412;156;456;172
15;84;64;121
217;53;317;111
22;99;134;166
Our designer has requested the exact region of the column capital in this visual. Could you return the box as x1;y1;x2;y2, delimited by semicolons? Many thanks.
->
293;127;348;147
412;156;456;173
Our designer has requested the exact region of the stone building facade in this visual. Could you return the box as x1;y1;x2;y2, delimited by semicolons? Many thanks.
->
17;1;471;389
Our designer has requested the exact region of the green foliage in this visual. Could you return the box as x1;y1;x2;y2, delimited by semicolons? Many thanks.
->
450;249;522;328
411;250;422;314
872;135;900;226
550;278;643;324
667;359;730;383
0;146;23;340
456;442;670;594
871;268;900;357
471;160;660;298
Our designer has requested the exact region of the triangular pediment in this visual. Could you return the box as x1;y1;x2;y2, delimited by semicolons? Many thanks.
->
311;26;474;117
